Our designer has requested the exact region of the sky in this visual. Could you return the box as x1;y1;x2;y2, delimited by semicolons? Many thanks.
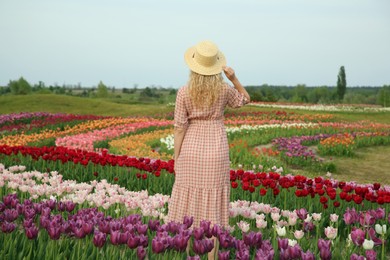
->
0;0;389;88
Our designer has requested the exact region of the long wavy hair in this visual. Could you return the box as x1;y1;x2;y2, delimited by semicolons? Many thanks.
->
188;71;225;108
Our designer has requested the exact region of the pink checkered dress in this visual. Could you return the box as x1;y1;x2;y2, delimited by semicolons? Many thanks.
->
167;85;248;228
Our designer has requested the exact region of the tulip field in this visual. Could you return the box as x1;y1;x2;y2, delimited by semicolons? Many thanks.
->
1;103;390;260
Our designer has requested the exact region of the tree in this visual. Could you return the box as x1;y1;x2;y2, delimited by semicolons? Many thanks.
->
337;66;347;101
292;84;308;103
8;77;32;95
377;85;390;107
96;81;108;98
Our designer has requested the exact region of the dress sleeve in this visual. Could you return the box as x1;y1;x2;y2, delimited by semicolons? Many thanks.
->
174;87;188;129
227;86;249;108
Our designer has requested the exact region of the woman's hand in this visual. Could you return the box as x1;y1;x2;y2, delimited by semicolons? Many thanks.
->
223;66;237;82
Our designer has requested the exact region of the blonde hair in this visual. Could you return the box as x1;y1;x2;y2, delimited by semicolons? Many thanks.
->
188;71;225;108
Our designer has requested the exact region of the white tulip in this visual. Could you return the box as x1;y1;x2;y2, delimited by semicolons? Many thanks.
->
363;239;374;250
275;225;286;237
375;224;387;235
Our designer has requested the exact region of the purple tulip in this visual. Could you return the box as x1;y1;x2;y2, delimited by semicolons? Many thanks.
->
303;221;314;232
301;250;315;260
0;202;5;212
47;224;61;240
3;194;17;207
343;209;357;225
139;235;149;247
350;228;365;246
127;234;140;249
1;222;16;233
365;250;377;260
120;232;130;244
148;219;160;232
136;246;147;260
359;212;375;227
16;203;24;214
57;202;66;211
152;238;165;254
278;238;289;250
368;227;383;246
4;208;18;222
172;234;190;252
373;208;385;219
199;220;212;238
39;216;50;229
23;199;32;206
125;214;142;225
73;227;85;239
183;216;194;229
61;222;72;234
218;251;230;260
255;247;274;260
110;220;122;231
192;238;214;255
211;224;222;237
110;230;121;245
236;248;250;260
218;232;234;249
136;224;148;235
193;227;205;240
25;225;39;239
23;218;34;228
33;203;43;214
350;254;365;260
317;239;331;260
46;199;56;210
287;244;302;259
41;207;51;217
296;208;308;220
10;198;19;208
167;221;181;234
65;201;76;212
23;207;36;219
93;231;107;248
98;221;111;234
243;231;262;248
82;221;94;235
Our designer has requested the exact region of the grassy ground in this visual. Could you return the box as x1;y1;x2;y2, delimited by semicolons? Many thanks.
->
0;94;173;117
330;146;390;185
1;94;389;185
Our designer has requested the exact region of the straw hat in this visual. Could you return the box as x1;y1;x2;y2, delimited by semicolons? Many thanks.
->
184;40;226;75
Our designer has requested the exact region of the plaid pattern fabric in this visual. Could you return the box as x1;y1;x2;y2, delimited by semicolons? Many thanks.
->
167;85;248;228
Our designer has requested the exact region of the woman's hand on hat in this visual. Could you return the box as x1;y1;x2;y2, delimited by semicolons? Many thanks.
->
223;66;237;82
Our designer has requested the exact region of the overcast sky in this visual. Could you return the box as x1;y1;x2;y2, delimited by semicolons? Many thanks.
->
0;0;389;88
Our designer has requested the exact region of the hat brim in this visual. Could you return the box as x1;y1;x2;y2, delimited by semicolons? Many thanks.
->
184;46;226;76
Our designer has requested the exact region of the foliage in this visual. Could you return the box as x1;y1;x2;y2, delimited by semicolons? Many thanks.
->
8;77;32;95
377;85;390;107
96;81;109;98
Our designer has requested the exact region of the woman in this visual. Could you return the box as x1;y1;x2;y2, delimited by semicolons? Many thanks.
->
167;40;250;259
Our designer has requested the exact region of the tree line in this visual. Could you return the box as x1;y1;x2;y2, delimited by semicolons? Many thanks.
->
1;67;389;107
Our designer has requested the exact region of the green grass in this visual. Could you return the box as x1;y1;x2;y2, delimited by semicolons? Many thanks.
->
0;94;173;117
330;145;390;185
